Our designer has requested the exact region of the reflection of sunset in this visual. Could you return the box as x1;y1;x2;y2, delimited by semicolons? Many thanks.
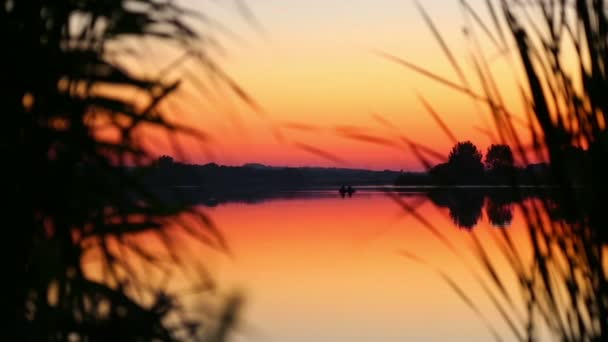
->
90;192;542;341
220;194;535;341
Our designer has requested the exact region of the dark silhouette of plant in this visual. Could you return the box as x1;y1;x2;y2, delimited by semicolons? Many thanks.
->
485;144;514;172
2;0;253;340
445;141;484;183
158;155;175;168
485;144;515;184
428;162;452;184
382;0;608;340
426;142;484;184
448;141;482;168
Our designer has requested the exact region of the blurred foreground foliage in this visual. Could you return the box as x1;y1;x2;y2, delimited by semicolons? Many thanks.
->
1;0;250;340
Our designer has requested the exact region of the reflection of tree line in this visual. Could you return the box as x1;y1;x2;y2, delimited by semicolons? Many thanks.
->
426;189;578;230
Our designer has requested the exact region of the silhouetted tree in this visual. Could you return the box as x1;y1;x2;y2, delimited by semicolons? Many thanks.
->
448;141;483;168
485;144;514;171
446;141;484;184
485;144;515;184
158;155;175;168
428;162;452;184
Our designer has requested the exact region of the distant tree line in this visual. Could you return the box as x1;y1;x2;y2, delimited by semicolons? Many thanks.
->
394;141;561;186
139;157;402;190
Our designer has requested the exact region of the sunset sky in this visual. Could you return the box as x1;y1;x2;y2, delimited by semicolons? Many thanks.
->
161;0;529;170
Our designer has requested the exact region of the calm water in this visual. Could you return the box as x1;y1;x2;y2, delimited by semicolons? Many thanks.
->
203;189;536;342
84;188;544;341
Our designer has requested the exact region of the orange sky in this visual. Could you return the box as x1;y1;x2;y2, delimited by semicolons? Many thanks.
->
145;0;535;170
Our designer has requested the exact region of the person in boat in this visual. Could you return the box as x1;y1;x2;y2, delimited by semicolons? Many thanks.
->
339;185;347;197
346;185;355;196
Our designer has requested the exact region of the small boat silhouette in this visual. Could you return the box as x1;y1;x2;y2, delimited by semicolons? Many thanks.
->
339;185;356;197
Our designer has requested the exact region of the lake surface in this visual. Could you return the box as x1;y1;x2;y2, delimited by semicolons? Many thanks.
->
83;187;550;341
201;188;538;342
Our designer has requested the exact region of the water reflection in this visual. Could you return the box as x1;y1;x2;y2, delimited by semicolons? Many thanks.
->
200;189;535;342
427;189;485;229
121;186;581;341
486;200;513;227
426;188;528;229
159;186;568;230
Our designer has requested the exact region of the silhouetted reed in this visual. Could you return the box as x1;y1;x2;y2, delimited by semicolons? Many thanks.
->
2;1;254;340
384;1;608;340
